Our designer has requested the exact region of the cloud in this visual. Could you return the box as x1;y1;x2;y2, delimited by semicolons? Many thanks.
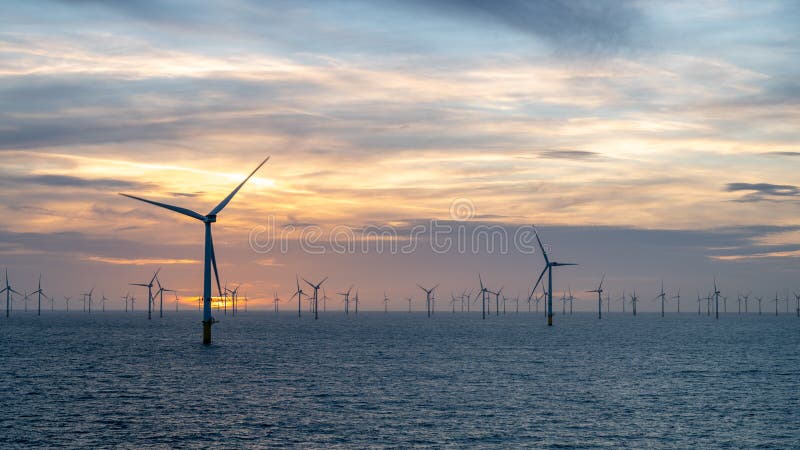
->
726;182;800;202
83;256;200;265
4;174;151;190
412;0;645;54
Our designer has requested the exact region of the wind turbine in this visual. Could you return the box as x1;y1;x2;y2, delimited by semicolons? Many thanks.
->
567;286;574;315
64;296;71;312
174;292;180;312
417;284;438;318
794;292;799;317
2;269;22;317
743;292;750;313
713;279;720;319
450;292;458;313
156;277;175;318
121;156;270;345
654;281;666;318
477;274;490;319
772;292;779;316
619;290;626;314
353;289;360;315
384;292;390;313
630;290;639;316
101;294;108;312
273;291;280;312
290;276;306;318
672;289;681;314
130;269;160;320
406;296;412;313
529;227;577;326
587;274;605;319
755;296;763;315
30;275;51;317
82;287;94;314
491;287;503;317
302;276;328;320
122;294;130;312
322;287;329;312
338;286;353;315
696;291;702;315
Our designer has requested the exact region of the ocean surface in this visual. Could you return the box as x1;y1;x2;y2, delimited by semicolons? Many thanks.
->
1;310;798;448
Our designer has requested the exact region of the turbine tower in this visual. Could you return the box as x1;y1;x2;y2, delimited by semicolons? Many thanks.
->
529;227;577;326
64;296;71;312
121;156;270;345
587;274;605;320
82;287;94;314
384;292;390;313
713;279;721;320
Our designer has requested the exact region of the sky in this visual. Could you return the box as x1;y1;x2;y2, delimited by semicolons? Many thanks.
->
1;0;799;311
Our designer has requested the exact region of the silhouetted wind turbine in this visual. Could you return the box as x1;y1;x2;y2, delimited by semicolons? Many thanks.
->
384;292;391;313
2;270;22;317
101;294;108;312
772;292;779;315
696;291;702;315
122;293;129;312
793;292;800;317
130;269;160;320
713;279;720;319
743;292;750;313
156;277;175;318
406;296;412;312
755;296;763;315
273;291;280;312
477;274;489;319
30;275;50;316
338;286;353;315
64;296;71;312
291;276;306;318
654;281;666;318
587;274;605;319
322;287;329;312
417;284;438;318
529;227;577;326
630;290;639;316
82;287;94;314
672;289;681;314
121;156;269;345
302;276;327;320
353;289;360;315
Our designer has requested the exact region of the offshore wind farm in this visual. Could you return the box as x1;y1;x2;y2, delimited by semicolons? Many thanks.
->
2;0;800;448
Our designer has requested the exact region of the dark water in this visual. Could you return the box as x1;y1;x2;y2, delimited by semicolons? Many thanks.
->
1;311;798;448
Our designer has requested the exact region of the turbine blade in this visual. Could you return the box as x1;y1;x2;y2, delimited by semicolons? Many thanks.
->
119;194;205;221
530;266;548;300
208;230;223;298
533;226;550;264
209;156;270;215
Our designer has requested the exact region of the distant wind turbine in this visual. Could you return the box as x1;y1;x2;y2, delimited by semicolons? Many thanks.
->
338;286;353;315
654;281;666;318
82;287;94;314
121;156;270;345
130;269;160;320
30;275;51;316
417;284;438;318
477;274;489;319
587;274;605;319
672;289;681;314
302;276;328;320
630;290;639;316
384;291;391;313
529;227;577;326
406;296;412;312
713;279;721;319
755;296;763;315
291;276;306;318
64;296;72;312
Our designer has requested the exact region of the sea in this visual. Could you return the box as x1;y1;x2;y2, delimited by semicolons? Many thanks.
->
1;310;798;448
